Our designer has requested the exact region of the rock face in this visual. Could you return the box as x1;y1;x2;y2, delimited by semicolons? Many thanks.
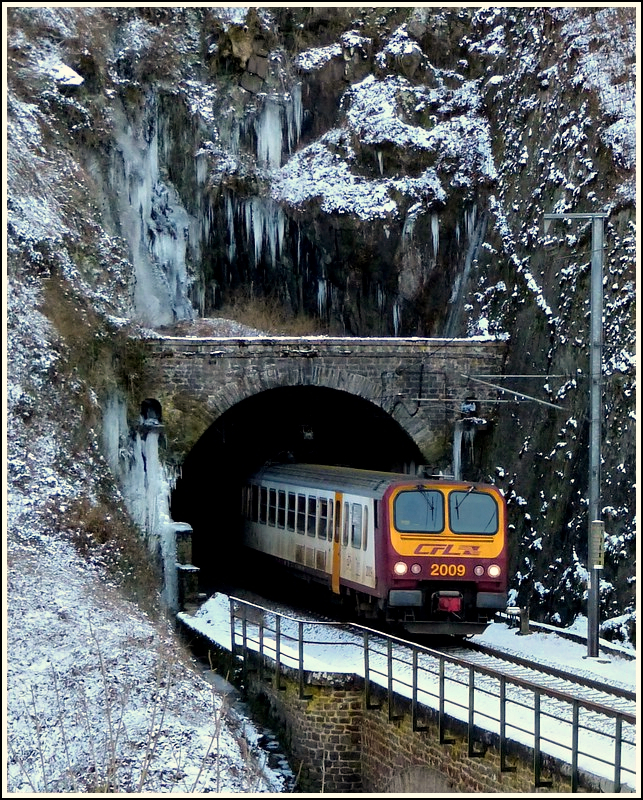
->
6;7;635;636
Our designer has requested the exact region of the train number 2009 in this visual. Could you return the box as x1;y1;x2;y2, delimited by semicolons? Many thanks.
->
430;563;465;577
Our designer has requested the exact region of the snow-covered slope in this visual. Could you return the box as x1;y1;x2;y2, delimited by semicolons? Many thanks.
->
4;6;636;792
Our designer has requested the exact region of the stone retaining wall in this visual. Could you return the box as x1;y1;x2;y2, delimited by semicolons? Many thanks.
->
244;659;618;794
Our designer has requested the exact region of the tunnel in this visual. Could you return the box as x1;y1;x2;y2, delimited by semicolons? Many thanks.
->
170;385;424;594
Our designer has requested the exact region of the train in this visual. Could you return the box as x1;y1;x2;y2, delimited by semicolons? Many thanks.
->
240;463;508;636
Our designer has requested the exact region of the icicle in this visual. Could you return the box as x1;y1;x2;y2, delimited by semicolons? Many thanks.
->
317;276;327;317
377;150;384;175
465;203;477;239
464;426;476;465
256;97;282;169
393;301;402;336
102;392;180;611
402;213;415;242
195;152;208;185
453;420;464;480
285;83;303;153
449;273;462;304
243;198;264;265
242;197;286;267
226;194;236;263
268;209;278;266
431;213;439;259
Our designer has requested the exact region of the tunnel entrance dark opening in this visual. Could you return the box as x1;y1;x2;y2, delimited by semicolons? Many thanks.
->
170;385;423;594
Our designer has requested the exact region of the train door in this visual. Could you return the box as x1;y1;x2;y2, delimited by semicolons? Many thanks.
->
341;500;361;584
331;492;342;593
340;499;376;589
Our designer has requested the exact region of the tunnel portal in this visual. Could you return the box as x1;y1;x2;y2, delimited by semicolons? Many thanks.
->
170;385;424;590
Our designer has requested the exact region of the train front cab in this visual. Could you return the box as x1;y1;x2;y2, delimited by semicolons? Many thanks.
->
384;481;508;636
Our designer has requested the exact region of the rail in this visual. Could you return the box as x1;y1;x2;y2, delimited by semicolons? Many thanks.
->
228;596;636;793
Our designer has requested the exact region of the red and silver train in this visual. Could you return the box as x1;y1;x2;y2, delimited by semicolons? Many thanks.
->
241;463;508;635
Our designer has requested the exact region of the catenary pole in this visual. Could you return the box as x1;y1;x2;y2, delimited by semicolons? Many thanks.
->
544;212;606;659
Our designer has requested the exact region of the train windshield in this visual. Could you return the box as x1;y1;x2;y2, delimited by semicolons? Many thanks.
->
449;490;499;535
394;490;444;533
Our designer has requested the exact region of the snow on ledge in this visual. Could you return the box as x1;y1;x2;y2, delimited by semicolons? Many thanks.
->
141;333;510;345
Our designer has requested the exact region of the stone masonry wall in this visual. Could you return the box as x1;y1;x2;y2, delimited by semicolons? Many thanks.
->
361;684;574;793
141;335;507;460
248;670;364;793
245;662;619;794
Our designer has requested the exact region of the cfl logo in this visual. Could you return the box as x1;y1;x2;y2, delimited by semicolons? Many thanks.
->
413;543;481;556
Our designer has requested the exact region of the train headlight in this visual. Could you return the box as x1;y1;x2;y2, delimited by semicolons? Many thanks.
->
410;563;422;575
473;565;485;577
393;561;408;576
487;564;502;578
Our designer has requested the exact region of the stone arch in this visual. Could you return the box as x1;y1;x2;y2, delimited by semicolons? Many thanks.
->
205;363;391;421
197;363;442;465
141;397;162;422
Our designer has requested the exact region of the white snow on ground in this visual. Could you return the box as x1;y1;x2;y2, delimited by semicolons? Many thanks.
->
5;280;285;793
7;542;284;793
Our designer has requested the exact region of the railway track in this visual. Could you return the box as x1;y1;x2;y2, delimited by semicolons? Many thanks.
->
450;638;635;702
431;639;636;722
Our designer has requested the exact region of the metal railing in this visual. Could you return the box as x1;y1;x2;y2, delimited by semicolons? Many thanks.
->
228;596;636;793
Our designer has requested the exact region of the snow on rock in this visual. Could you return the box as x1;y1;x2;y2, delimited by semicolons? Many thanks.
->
273;67;495;221
272;130;399;220
295;43;342;72
7;539;283;793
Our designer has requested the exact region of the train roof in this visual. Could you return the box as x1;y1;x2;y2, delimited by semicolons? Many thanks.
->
250;463;428;499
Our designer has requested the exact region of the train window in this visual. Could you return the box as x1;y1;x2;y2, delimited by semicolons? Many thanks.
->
373;500;379;530
342;502;349;546
251;485;259;522
307;496;317;537
297;494;306;534
362;505;368;551
259;487;268;524
449;491;498;535
277;490;286;529
394;490;444;533
287;492;296;531
351;503;362;549
268;488;277;526
334;500;341;542
318;498;329;540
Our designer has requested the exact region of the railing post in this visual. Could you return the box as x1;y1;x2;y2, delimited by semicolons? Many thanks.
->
468;667;484;757
364;630;380;710
274;614;282;692
534;692;553;788
240;604;249;696
412;649;427;732
258;617;264;684
500;677;516;773
439;658;455;745
387;638;402;722
613;716;622;792
571;700;579;792
298;620;312;700
229;597;236;655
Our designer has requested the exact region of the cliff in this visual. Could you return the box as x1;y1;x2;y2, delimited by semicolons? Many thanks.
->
5;6;636;790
